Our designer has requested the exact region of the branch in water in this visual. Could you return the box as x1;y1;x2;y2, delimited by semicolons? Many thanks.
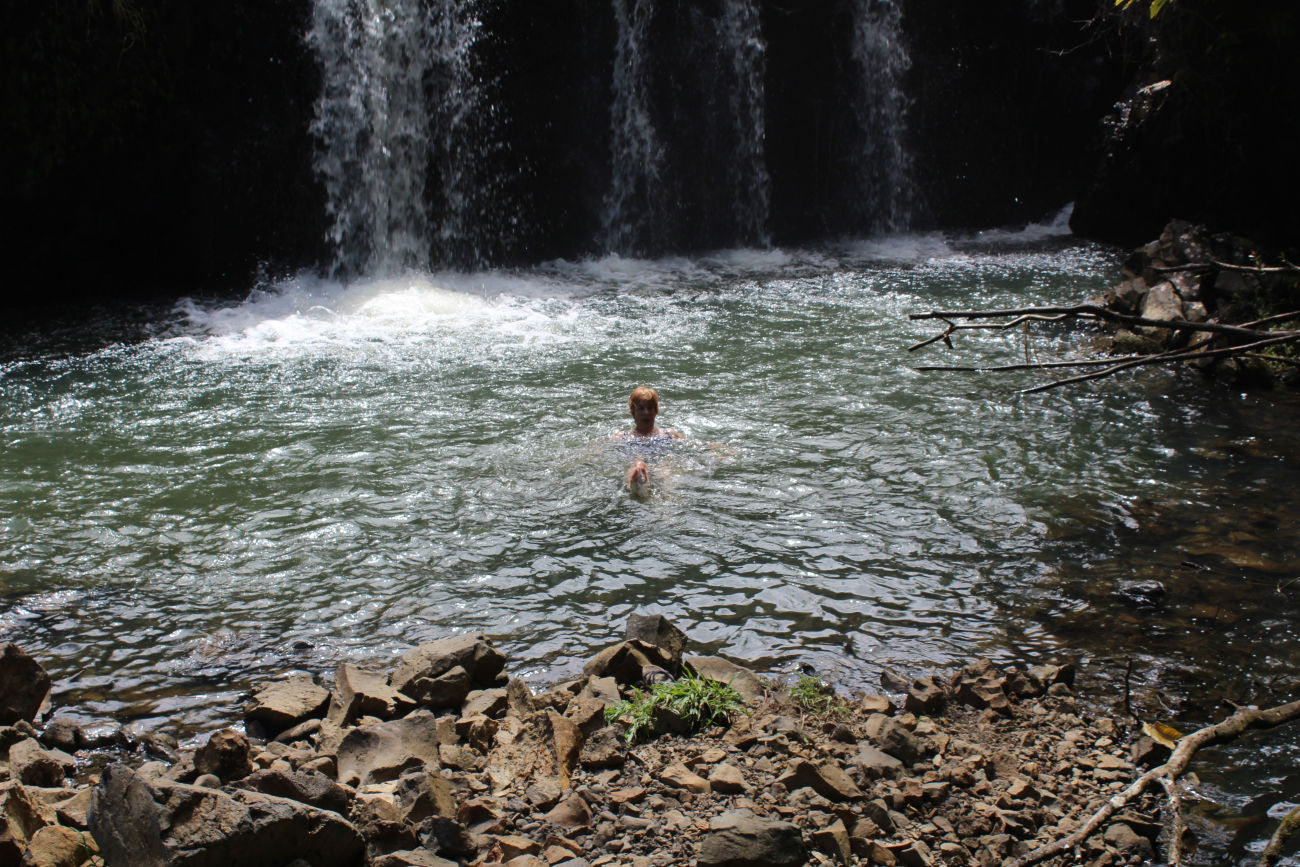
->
1006;699;1300;867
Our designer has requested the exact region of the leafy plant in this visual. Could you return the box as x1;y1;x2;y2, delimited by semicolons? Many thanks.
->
788;674;850;717
1115;0;1171;19
604;669;747;744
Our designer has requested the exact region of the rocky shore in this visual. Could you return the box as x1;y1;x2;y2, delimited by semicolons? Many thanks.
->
0;617;1164;867
1090;219;1300;387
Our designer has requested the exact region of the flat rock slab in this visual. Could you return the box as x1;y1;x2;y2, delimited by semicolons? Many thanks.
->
336;711;443;788
88;763;364;867
698;809;806;867
244;673;330;734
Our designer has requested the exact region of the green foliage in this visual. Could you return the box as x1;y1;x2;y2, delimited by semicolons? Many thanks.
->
788;674;851;717
1115;0;1171;19
604;669;747;744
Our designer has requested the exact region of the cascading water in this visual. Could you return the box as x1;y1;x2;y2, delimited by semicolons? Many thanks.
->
602;0;666;255
719;0;771;247
849;0;915;233
308;0;485;276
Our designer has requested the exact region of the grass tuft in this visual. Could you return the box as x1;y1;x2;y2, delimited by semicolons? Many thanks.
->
604;668;747;743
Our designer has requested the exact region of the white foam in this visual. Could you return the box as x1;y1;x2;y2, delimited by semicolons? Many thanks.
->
171;271;587;358
965;203;1075;245
840;232;955;263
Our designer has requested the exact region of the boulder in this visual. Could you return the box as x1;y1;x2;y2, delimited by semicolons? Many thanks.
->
583;641;674;685
336;711;443;788
624;613;688;670
542;793;591;829
1140;281;1185;327
485;711;584;792
390;635;505;704
240;768;352;815
331;664;416;725
88;764;364;867
871;718;928;766
903;676;946;716
853;745;904;778
25;824;92;867
461;688;508;720
39;719;86;754
0;644;52;725
244;673;330;735
708;763;748;794
697;809;806;867
10;739;75;787
682;656;764;705
776;759;863;802
194;728;253;783
1;782;57;862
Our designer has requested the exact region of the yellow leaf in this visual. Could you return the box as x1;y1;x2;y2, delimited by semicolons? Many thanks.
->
1143;720;1184;749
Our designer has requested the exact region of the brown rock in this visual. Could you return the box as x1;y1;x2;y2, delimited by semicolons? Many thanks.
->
578;726;626;769
583;641;673;685
335;711;443;788
544;793;592;828
38;719;85;754
244;673;330;734
331;663;416;725
662;761;711;794
462;688;509;719
0;644;52;725
195;728;254;783
485;711;584;791
903;676;945;716
624;613;688;670
810;818;851;864
25;824;90;867
777;759;862;802
390;634;506;699
708;763;748;794
490;834;542;859
10;739;74;787
860;694;895;715
683;655;764;705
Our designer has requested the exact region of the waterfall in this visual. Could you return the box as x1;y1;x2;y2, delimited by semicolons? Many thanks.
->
602;0;665;255
849;0;915;233
720;0;771;247
308;0;484;276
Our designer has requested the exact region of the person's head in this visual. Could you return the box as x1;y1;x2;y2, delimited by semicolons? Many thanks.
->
628;386;659;418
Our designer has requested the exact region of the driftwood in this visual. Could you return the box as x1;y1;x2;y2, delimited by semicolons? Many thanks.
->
1005;699;1300;867
1260;803;1300;867
908;305;1300;393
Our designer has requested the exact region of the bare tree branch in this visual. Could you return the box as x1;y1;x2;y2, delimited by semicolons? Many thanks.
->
909;304;1290;341
1005;699;1300;867
1260;802;1300;867
1018;332;1300;394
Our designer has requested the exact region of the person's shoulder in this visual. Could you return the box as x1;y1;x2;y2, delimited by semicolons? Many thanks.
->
664;428;684;440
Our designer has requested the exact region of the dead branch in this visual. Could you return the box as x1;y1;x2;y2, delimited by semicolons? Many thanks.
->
914;355;1148;373
1260;802;1300;867
1005;699;1300;867
1152;260;1300;275
909;304;1290;341
1019;332;1300;394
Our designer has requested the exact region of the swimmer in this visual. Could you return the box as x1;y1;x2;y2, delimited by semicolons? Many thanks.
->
613;386;682;494
613;386;683;445
625;458;651;497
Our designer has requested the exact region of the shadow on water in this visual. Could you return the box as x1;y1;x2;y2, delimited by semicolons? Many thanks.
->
1011;388;1300;865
